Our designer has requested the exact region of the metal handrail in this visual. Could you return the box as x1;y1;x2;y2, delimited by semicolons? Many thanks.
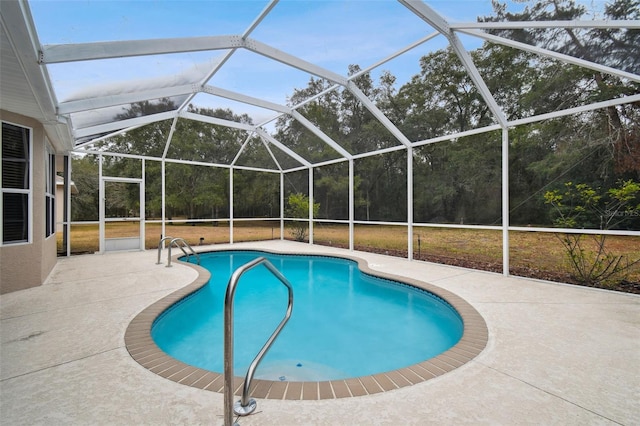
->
156;236;200;266
168;237;200;266
224;257;294;426
156;236;175;264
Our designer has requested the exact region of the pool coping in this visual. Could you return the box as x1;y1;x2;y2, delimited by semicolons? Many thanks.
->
124;248;488;400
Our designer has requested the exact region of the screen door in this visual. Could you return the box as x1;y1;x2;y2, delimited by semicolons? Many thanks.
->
100;178;144;252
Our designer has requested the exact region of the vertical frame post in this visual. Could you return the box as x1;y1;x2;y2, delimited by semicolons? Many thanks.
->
140;159;146;251
308;167;314;244
280;171;284;240
161;160;166;244
349;159;354;251
407;146;414;261
64;155;71;256
502;128;510;276
229;167;234;244
98;154;104;254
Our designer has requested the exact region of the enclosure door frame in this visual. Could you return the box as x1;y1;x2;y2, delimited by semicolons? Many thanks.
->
99;176;145;253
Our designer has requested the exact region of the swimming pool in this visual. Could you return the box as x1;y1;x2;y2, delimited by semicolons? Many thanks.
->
152;250;463;381
125;247;488;400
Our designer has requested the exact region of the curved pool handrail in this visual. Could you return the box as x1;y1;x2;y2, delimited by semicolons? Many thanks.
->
156;236;175;264
223;256;294;425
168;237;200;266
156;236;200;267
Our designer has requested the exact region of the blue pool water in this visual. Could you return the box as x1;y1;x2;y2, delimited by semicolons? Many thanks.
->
151;250;463;381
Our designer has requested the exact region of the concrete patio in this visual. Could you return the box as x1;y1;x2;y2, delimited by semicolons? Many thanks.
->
1;240;638;425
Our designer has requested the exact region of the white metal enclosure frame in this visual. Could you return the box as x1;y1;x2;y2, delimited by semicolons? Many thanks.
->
2;0;639;275
99;175;144;253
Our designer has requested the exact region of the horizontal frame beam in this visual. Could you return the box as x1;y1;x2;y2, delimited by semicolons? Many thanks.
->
40;35;243;64
289;110;353;159
202;85;291;114
73;110;176;138
179;111;257;131
255;128;311;168
58;84;196;114
242;38;348;86
450;20;640;30
460;28;640;83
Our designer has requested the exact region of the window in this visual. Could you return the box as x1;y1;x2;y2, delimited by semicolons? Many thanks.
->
1;122;31;244
45;144;55;238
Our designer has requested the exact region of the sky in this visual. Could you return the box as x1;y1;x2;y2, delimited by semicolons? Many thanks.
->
26;0;540;127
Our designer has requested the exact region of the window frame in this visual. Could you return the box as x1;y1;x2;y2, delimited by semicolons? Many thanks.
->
45;142;55;239
1;121;33;246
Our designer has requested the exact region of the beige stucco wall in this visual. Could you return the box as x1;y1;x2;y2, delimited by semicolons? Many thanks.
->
56;183;64;233
0;110;58;294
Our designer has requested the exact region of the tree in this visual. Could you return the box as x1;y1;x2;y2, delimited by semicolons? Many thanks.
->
66;0;638;247
70;155;99;221
275;77;344;164
483;0;640;176
314;163;353;220
544;179;640;287
285;193;320;242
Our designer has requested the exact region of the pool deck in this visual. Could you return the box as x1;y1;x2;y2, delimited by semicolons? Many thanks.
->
1;240;638;425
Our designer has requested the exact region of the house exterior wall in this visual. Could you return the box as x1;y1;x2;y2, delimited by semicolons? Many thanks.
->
56;182;64;232
0;110;58;294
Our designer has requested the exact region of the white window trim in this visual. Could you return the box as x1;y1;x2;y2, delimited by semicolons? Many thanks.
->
45;141;55;240
1;120;33;246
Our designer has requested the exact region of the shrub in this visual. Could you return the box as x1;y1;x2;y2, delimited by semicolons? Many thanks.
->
285;193;320;242
544;180;640;287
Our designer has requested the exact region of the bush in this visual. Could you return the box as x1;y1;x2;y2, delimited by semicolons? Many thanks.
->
544;180;640;287
285;193;320;242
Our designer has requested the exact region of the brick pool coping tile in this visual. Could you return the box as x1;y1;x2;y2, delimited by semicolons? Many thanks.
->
125;248;488;401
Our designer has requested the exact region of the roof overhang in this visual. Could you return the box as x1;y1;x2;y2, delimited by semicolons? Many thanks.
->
0;0;73;152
